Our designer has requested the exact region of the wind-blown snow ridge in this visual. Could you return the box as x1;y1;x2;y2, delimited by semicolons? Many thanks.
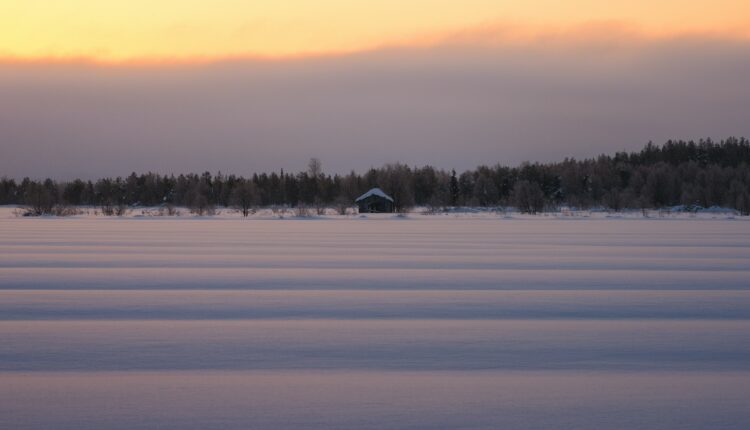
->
2;215;750;429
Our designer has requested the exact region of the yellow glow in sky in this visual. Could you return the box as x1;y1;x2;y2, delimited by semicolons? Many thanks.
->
2;0;750;62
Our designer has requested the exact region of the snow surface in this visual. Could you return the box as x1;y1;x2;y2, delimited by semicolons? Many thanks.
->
1;212;749;429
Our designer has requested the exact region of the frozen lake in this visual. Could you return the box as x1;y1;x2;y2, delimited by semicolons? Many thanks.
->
1;215;750;429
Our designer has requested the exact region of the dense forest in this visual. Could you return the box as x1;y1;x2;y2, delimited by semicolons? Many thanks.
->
2;138;749;216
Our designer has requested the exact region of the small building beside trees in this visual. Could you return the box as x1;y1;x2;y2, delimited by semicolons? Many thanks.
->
355;188;394;213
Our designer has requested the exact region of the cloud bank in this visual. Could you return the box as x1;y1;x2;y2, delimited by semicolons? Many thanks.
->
1;33;749;179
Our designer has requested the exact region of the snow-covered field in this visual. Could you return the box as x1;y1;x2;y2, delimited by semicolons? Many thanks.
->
1;210;749;429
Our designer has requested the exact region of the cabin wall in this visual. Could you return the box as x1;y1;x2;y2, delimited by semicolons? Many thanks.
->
357;196;394;213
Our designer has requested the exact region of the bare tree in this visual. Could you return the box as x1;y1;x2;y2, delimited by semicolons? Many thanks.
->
378;163;415;213
23;182;55;216
187;182;215;216
334;196;352;215
308;158;323;179
514;180;545;214
308;158;325;214
231;180;259;217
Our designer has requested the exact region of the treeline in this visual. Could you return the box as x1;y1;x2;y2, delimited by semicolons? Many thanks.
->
1;137;749;215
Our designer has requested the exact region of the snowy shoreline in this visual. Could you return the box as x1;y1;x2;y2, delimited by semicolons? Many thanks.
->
0;205;745;221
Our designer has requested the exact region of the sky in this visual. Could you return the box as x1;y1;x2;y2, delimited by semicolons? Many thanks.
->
1;1;750;178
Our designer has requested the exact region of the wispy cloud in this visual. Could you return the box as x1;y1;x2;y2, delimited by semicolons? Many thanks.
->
2;18;750;65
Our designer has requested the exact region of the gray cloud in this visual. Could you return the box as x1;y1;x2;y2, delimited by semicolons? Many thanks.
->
1;36;749;179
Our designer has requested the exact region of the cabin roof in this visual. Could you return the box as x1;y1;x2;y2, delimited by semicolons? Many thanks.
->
355;187;394;203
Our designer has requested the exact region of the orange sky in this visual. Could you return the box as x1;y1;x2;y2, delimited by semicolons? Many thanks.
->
2;0;750;63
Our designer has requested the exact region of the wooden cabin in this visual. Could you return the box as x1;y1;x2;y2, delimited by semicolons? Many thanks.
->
355;188;394;213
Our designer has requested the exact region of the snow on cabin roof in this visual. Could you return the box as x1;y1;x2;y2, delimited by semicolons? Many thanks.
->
355;188;394;202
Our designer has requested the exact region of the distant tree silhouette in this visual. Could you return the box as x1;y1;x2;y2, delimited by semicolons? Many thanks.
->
4;138;750;215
